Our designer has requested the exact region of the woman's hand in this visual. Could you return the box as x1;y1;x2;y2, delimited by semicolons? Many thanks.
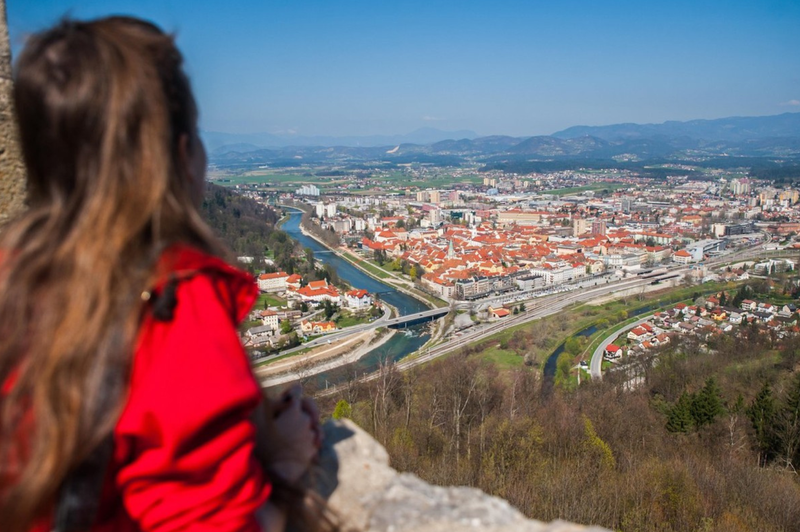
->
266;385;321;484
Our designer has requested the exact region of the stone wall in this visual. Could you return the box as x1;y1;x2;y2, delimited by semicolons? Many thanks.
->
0;0;26;225
318;420;610;532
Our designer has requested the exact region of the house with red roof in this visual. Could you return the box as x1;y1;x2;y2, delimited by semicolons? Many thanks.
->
627;326;650;342
345;289;373;309
300;320;337;335
489;306;510;318
672;249;696;265
285;274;303;291
654;333;671;346
740;299;757;312
604;344;622;359
296;280;341;304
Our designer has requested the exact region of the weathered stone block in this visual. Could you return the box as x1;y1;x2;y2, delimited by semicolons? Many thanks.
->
318;420;610;532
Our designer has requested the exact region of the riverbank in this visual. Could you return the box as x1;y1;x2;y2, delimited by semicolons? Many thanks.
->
257;326;397;387
296;219;446;311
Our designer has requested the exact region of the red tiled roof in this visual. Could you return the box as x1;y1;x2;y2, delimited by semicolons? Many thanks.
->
259;271;289;280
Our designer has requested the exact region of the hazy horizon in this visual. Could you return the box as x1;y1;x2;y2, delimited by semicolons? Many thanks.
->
9;0;800;137
199;111;800;140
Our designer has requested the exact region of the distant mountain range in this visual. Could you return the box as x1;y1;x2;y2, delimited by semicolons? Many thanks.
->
209;113;800;170
552;112;800;142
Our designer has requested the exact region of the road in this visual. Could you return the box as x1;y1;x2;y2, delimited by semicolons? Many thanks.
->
589;316;653;381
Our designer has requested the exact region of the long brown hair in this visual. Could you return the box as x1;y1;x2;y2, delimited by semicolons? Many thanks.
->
0;17;222;530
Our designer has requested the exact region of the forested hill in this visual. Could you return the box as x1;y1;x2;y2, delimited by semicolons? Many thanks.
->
201;183;278;257
200;184;340;285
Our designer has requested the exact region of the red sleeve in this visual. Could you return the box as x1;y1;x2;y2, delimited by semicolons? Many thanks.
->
114;273;270;532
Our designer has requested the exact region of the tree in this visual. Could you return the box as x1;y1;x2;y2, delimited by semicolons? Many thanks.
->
666;392;694;433
322;299;339;320
775;373;800;469
280;319;294;335
564;336;583;356
322;263;341;287
732;284;753;308
726;394;747;457
748;382;778;466
284;332;300;349
519;303;526;312
691;377;724;427
583;416;615;469
332;399;352;420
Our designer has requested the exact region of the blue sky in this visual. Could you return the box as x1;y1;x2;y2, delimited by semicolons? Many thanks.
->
8;0;800;137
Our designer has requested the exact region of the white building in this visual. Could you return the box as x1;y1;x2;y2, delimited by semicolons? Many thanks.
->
296;184;320;196
345;289;373;309
672;250;697;265
529;264;577;285
315;202;337;219
259;310;280;331
257;271;290;292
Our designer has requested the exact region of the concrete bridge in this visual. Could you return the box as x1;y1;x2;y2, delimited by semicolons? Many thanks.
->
384;307;449;329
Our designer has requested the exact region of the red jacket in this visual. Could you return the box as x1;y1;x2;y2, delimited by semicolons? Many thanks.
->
25;246;271;531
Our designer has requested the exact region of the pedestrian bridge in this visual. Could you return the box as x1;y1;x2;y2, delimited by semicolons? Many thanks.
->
385;307;449;329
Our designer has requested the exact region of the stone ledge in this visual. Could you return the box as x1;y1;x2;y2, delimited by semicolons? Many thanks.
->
316;419;610;532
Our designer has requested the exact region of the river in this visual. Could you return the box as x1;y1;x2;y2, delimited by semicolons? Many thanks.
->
281;211;431;385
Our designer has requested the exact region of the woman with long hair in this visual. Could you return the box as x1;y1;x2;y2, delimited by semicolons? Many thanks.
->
0;16;327;532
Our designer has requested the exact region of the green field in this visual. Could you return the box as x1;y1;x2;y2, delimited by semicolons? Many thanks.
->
210;172;313;186
476;344;525;370
211;168;483;191
255;347;312;367
340;251;392;279
541;182;628;195
336;311;372;328
256;293;286;309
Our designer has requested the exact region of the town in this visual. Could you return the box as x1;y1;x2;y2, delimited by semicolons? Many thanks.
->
228;164;800;384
